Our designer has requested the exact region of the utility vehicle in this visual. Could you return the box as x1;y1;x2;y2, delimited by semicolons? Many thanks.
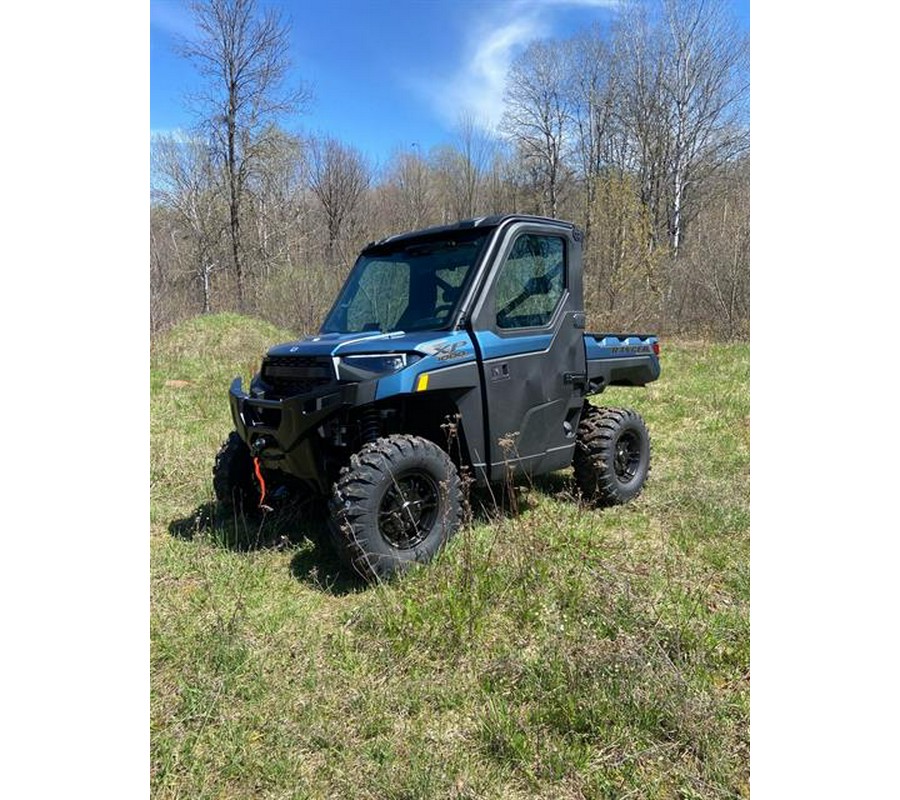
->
214;215;660;580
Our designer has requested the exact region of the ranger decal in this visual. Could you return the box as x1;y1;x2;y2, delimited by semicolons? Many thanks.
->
610;345;651;354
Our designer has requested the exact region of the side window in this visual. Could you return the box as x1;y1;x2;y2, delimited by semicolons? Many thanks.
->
495;234;565;329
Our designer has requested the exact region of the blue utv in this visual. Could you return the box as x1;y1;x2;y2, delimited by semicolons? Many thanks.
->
215;215;660;580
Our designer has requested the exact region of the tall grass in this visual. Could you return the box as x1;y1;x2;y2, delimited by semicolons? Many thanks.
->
151;315;749;799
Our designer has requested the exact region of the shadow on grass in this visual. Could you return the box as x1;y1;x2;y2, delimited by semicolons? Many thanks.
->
466;469;578;524
168;500;316;550
289;540;360;596
533;469;578;497
167;499;363;595
167;469;578;594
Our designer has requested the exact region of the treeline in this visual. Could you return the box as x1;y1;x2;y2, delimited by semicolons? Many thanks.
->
151;0;749;340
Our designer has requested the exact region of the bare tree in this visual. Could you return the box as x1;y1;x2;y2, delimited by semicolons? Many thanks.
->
567;25;617;238
611;3;672;248
150;207;178;333
306;136;371;267
501;39;573;217
246;127;307;282
151;133;226;314
180;0;309;310
483;146;519;216
614;0;748;257
390;147;432;229
661;0;749;258
431;145;468;223
586;171;663;328
686;158;749;338
452;113;494;218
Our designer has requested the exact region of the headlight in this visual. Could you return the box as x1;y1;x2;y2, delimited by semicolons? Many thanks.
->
337;352;422;379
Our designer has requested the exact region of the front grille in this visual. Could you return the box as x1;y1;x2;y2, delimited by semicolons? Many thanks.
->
261;355;335;398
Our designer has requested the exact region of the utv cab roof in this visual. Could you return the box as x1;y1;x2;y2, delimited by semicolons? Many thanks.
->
362;214;577;253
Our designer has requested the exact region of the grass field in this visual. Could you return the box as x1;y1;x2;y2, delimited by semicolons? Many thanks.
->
150;314;749;799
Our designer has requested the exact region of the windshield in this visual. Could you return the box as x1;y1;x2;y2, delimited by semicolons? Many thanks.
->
321;230;491;334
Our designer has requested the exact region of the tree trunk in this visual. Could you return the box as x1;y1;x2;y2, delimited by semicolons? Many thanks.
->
201;261;212;314
227;102;244;311
672;161;683;259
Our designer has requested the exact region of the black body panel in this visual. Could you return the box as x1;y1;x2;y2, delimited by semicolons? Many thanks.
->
468;220;588;481
586;356;661;391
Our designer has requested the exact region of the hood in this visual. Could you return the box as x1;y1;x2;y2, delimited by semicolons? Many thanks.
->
266;329;469;359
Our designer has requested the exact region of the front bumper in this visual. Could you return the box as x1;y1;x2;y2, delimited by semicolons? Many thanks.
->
228;376;376;486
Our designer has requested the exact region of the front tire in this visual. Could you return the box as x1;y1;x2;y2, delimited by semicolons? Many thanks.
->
573;405;651;506
213;431;258;513
329;435;463;582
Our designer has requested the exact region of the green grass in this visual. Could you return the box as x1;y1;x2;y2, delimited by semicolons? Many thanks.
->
151;314;749;799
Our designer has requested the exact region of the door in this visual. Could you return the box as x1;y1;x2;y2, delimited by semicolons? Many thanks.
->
471;224;587;480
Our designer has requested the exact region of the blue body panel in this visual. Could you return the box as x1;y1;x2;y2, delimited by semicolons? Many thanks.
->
472;330;555;360
373;331;476;399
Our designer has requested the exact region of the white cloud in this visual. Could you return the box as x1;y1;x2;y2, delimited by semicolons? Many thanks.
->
418;0;620;133
435;16;541;131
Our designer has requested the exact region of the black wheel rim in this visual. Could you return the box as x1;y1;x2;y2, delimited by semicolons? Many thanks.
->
378;470;440;549
614;430;642;483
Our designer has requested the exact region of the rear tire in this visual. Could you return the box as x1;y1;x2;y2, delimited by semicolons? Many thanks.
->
213;431;259;513
329;435;463;582
573;405;651;506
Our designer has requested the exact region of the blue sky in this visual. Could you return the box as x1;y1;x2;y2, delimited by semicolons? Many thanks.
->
151;0;749;165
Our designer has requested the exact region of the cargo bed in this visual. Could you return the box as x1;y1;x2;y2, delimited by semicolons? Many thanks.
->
584;333;661;392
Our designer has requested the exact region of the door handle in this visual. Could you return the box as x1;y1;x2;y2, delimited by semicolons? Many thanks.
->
490;363;510;382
